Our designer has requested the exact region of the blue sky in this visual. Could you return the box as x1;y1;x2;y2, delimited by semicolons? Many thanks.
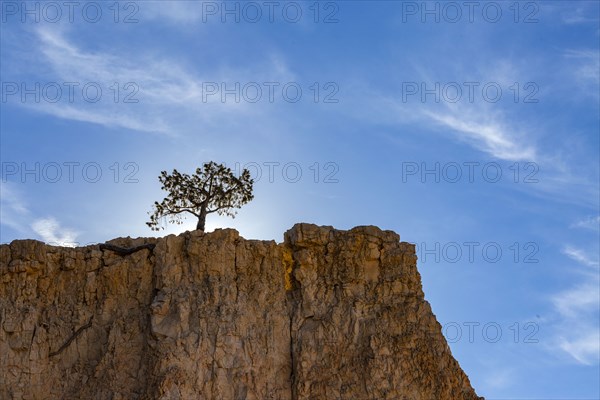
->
1;1;599;398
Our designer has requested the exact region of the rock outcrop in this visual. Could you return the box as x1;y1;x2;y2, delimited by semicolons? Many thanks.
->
0;224;483;399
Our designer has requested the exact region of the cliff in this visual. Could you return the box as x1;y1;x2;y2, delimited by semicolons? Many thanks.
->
0;223;483;400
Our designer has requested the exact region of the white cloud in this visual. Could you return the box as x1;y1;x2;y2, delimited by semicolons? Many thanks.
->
418;60;540;162
375;94;538;162
564;49;600;89
0;182;78;246
561;7;600;25
0;182;28;215
483;367;515;390
571;216;600;231
423;107;537;161
349;86;539;163
558;332;600;365
346;56;598;207
0;182;30;235
14;26;295;136
140;1;202;23
562;245;600;268
552;282;599;318
31;217;79;247
33;103;172;135
563;15;600;24
29;26;196;134
549;246;600;365
346;58;540;163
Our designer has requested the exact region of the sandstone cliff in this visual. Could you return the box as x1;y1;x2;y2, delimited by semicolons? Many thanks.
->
0;224;483;400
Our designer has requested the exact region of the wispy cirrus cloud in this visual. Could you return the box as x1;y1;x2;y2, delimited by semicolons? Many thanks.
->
7;25;295;136
562;245;600;268
347;85;539;163
0;182;30;235
558;331;600;365
412;59;541;162
570;215;600;231
140;1;204;24
345;52;597;208
552;282;599;318
483;367;515;391
561;10;600;25
549;244;599;365
422;105;537;162
564;49;600;89
0;182;78;246
344;57;541;163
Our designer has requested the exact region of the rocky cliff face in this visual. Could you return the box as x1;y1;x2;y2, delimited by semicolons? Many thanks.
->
0;224;483;400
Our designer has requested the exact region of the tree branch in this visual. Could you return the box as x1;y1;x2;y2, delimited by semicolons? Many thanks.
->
207;203;234;213
164;208;199;218
99;243;156;256
49;316;94;357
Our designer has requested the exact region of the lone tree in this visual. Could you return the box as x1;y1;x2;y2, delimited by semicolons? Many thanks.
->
147;161;254;232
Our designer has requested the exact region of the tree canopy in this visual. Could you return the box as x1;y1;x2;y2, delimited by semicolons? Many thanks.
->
147;161;254;231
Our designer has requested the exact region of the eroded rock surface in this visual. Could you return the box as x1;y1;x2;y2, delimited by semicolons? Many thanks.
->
0;224;483;399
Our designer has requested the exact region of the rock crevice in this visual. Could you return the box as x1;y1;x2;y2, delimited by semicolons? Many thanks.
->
0;224;483;400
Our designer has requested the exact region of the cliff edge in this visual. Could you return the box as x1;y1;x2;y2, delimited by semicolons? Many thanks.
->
0;223;483;399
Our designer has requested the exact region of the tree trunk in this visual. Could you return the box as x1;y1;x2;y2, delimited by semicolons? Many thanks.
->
197;206;207;231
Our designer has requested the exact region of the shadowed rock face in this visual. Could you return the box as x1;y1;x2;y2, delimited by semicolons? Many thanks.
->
0;224;483;400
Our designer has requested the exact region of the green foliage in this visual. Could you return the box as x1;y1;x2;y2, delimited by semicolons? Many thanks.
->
147;161;254;231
